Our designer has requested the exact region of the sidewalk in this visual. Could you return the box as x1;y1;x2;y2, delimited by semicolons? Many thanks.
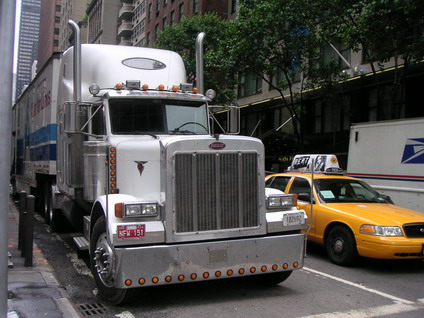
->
7;199;83;318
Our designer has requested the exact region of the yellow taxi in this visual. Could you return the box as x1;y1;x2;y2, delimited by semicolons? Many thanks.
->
265;156;424;266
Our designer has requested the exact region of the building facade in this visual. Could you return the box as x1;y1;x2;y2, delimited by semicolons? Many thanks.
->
86;0;121;44
59;0;90;52
15;0;41;101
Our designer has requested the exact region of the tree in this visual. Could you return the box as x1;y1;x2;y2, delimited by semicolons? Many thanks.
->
304;0;424;118
155;14;236;104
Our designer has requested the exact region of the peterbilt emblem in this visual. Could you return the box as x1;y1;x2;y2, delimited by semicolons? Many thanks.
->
209;142;226;150
135;161;147;176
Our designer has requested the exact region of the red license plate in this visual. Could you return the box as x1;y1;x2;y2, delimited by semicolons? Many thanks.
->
117;224;145;239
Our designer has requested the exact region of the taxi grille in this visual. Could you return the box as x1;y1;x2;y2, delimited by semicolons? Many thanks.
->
174;152;259;233
403;223;424;238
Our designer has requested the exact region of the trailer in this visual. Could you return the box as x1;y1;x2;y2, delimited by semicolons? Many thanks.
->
11;22;307;305
347;118;424;213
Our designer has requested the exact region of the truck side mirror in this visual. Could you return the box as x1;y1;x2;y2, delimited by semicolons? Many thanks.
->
298;192;314;203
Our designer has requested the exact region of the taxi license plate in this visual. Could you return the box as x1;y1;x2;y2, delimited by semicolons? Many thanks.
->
283;212;304;226
117;224;145;239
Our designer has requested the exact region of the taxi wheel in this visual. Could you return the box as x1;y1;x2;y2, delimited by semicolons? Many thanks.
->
326;226;358;266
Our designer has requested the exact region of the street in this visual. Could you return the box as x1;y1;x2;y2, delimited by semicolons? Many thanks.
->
33;214;424;318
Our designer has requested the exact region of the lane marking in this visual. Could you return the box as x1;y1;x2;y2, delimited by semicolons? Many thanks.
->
302;267;414;305
301;303;419;318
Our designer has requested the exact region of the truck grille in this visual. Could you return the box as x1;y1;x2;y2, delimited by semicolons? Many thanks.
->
403;223;424;238
174;152;259;233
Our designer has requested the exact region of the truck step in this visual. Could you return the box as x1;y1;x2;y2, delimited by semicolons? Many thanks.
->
72;236;89;259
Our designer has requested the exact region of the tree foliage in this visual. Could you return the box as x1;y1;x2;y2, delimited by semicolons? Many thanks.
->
155;14;236;104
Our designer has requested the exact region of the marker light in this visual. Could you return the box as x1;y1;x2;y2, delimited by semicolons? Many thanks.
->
142;84;149;90
125;279;132;286
138;278;145;285
115;83;123;90
192;87;199;94
171;85;179;92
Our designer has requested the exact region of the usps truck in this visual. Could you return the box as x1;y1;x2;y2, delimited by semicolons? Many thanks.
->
347;118;424;213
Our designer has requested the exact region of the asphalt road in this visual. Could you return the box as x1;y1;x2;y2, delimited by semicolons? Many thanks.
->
33;214;424;318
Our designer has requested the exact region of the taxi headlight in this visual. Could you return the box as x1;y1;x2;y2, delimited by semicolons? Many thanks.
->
266;194;296;209
360;225;403;237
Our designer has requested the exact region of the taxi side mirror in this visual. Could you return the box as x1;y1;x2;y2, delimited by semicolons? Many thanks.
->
298;192;315;203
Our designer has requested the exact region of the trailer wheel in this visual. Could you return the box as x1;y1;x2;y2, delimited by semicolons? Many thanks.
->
326;225;358;266
247;271;292;286
90;216;135;305
48;187;63;232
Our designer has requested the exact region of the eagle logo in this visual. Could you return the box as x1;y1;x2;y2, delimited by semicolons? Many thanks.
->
401;138;424;164
135;161;148;176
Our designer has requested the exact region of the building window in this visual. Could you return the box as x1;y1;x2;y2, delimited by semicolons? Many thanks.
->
323;43;351;69
148;3;152;20
179;3;184;22
170;10;175;25
163;16;167;29
314;100;322;133
155;24;159;41
163;0;168;6
237;74;262;98
270;68;300;89
193;0;199;14
231;0;237;13
156;0;160;13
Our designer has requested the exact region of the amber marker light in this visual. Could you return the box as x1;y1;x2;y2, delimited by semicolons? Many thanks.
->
227;269;233;276
190;273;197;280
165;276;172;282
215;271;221;278
203;272;210;279
142;84;149;90
114;203;123;218
138;278;145;285
171;85;179;92
261;266;267;272
178;275;185;281
250;267;256;273
192;87;199;94
158;84;165;91
125;279;132;286
272;264;278;271
152;277;159;284
238;268;245;275
293;262;299;268
283;263;289;269
115;83;123;90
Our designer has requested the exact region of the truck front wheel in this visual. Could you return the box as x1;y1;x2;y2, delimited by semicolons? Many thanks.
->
90;216;135;305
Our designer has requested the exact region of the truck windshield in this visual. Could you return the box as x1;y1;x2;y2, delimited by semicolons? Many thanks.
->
314;179;388;204
109;98;209;135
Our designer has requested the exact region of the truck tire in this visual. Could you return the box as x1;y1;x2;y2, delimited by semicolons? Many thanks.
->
326;225;358;266
90;216;135;305
247;271;292;286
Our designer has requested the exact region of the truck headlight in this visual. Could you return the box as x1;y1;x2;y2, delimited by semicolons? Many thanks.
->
360;225;403;237
115;202;158;218
266;194;297;209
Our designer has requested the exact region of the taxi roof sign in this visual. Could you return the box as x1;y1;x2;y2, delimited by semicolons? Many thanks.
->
287;154;343;174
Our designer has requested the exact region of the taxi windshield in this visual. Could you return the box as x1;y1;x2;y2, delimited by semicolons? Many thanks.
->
314;179;387;204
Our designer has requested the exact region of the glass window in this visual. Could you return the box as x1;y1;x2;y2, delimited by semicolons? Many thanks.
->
288;177;311;196
109;99;208;135
315;179;387;203
266;176;291;193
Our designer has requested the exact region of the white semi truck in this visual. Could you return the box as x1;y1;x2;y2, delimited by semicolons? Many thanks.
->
11;22;307;305
347;118;424;213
